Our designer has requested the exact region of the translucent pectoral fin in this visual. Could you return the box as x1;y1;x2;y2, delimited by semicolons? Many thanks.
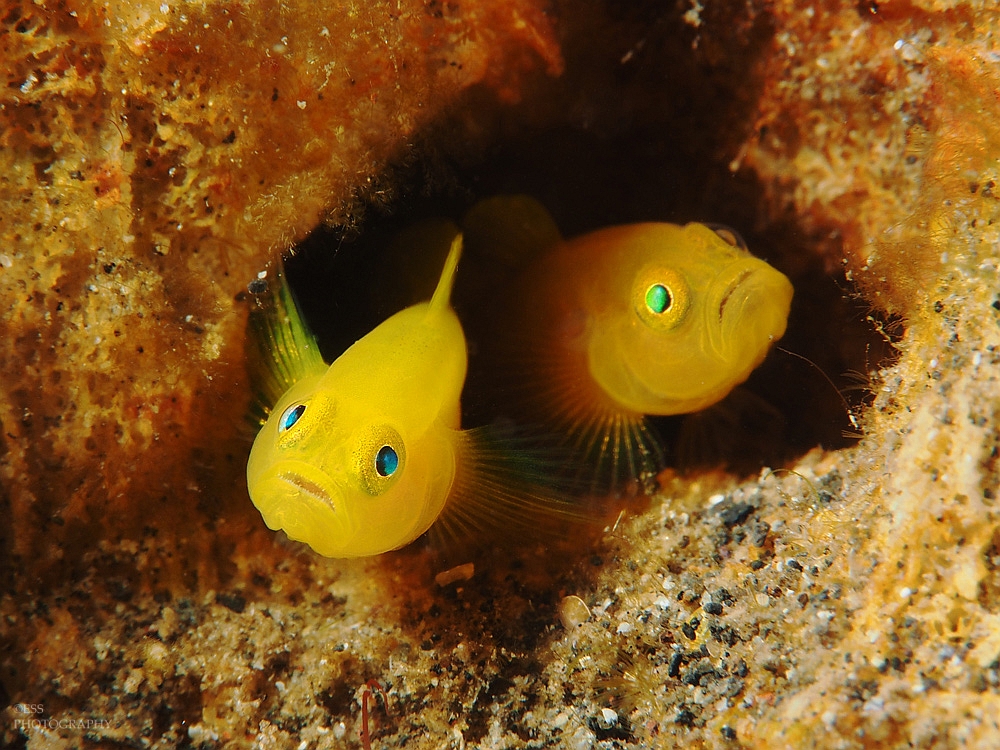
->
562;410;666;498
430;425;603;554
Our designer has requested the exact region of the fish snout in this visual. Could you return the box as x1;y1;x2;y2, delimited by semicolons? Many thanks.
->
714;262;793;357
249;462;351;554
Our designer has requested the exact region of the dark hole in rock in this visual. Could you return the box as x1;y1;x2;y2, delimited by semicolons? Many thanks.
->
283;121;900;478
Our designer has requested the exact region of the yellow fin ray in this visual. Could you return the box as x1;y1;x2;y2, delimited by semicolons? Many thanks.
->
474;332;665;495
246;266;328;427
563;409;665;497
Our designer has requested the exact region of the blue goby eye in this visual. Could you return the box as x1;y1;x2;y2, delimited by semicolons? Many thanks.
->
278;403;306;433
375;445;399;477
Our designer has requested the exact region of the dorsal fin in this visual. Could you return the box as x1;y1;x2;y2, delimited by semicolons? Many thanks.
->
428;233;464;315
462;194;562;268
245;264;327;425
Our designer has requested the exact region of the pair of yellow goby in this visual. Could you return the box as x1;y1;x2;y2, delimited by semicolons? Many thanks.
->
245;196;793;558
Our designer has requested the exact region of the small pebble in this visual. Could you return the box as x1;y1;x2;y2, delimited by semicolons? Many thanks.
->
434;562;475;586
559;595;591;629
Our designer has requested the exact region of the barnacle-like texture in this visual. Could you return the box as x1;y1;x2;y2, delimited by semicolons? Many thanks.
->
3;0;1000;748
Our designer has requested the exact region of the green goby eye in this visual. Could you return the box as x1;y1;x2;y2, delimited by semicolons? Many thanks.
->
635;267;689;330
645;283;671;314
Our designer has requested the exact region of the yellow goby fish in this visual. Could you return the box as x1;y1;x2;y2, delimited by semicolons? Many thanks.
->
464;196;794;487
245;233;581;557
